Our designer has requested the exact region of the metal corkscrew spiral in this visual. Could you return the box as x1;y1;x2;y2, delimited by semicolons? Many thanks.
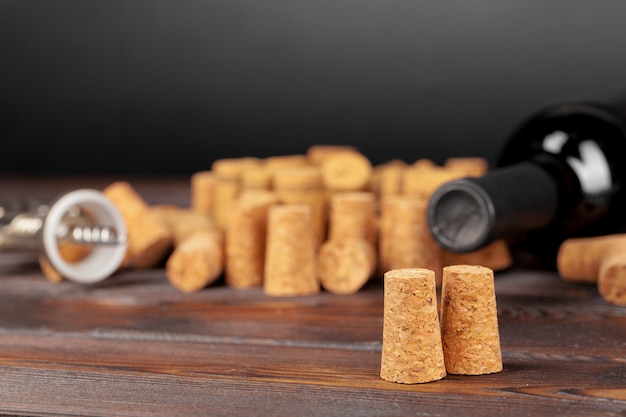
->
0;189;128;284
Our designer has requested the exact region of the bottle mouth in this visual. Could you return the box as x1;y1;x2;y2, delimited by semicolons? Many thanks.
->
427;179;495;253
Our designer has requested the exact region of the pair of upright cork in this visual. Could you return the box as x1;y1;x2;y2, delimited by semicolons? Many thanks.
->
380;265;502;384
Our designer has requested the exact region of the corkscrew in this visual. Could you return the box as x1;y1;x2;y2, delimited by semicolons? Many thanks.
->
0;189;127;284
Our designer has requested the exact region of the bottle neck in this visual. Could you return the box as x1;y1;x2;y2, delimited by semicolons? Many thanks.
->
427;161;559;253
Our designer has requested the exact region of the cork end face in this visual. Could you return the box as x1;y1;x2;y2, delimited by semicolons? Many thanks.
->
384;267;435;281
599;264;626;306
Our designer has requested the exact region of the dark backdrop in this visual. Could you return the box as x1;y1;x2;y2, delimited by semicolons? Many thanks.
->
1;0;626;175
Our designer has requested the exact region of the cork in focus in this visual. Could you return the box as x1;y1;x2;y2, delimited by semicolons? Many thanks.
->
440;265;502;375
380;268;447;384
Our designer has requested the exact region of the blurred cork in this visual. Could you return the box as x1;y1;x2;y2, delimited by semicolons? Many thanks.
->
380;268;446;384
378;195;442;284
557;234;626;284
212;157;262;231
264;204;319;297
318;237;376;294
165;229;224;293
443;240;513;272
440;265;502;375
226;190;278;289
264;154;310;172
306;145;359;165
372;159;407;197
444;157;489;177
39;241;92;283
328;191;377;248
273;166;327;246
320;150;373;192
598;246;626;306
154;206;224;293
103;181;172;269
191;171;216;217
403;158;486;198
241;166;272;191
557;234;626;306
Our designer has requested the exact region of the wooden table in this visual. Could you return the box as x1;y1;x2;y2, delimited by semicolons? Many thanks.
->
0;176;625;417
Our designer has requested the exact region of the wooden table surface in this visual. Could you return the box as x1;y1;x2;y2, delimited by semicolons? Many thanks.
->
0;176;625;417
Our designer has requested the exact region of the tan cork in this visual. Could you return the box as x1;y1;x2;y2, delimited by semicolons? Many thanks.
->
263;154;310;173
317;237;376;294
598;245;626;306
557;234;626;284
306;145;359;165
327;191;377;248
440;265;502;375
443;157;489;177
241;166;272;191
153;206;219;246
39;240;94;283
320;150;373;192
226;190;278;289
402;158;483;198
212;157;262;231
152;205;224;292
378;195;442;285
190;171;216;217
165;229;224;293
272;166;328;246
380;268;447;384
103;181;173;269
443;239;513;272
264;204;319;297
372;159;407;197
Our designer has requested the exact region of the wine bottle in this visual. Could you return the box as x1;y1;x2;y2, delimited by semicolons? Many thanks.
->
427;101;626;266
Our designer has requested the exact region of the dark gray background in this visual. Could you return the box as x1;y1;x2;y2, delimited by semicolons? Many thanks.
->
1;0;626;175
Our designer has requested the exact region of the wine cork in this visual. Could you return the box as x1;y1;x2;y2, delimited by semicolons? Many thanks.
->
38;241;92;283
152;205;224;292
241;166;272;191
444;157;489;177
273;166;327;246
328;191;377;248
103;181;173;269
317;237;376;294
320;150;373;192
264;204;319;297
212;157;262;231
372;159;407;197
191;171;216;216
598;246;626;306
402;159;471;198
380;268;446;384
306;145;359;165
378;195;442;284
443;240;513;272
440;265;502;375
153;206;219;246
557;234;626;284
226;190;278;289
264;154;310;172
165;229;224;293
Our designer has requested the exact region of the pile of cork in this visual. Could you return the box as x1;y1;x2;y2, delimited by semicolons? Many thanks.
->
65;145;511;295
43;145;513;295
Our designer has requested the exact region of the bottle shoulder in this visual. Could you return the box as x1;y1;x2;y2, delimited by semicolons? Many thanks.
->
498;101;626;167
